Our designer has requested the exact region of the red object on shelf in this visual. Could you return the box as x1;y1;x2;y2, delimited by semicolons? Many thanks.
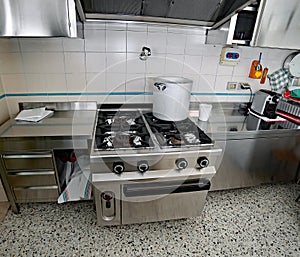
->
276;110;300;124
283;91;300;102
69;152;77;162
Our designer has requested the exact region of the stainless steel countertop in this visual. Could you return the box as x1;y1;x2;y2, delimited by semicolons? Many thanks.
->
189;102;300;140
0;101;299;152
0;103;97;151
0;110;96;138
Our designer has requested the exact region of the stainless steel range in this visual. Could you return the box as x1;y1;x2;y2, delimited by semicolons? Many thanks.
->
91;108;221;226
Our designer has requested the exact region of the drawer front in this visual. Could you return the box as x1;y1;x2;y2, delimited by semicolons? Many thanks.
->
3;153;54;171
7;171;57;187
14;186;59;203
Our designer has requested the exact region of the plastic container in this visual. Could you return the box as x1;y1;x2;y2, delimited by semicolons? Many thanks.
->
199;104;212;121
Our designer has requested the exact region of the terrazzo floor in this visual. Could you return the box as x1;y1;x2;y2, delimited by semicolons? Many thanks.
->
0;183;299;257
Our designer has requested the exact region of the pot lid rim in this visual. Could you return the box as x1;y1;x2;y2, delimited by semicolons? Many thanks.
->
154;76;193;84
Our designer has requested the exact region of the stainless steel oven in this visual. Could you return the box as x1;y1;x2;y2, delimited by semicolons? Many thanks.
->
90;107;222;226
93;167;216;226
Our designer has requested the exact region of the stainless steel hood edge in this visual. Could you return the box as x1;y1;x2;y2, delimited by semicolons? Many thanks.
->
0;0;79;38
84;13;214;28
76;0;257;30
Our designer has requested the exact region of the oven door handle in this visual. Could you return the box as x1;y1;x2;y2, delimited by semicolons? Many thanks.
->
123;178;211;197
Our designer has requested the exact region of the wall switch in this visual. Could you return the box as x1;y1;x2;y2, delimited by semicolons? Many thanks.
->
227;82;238;90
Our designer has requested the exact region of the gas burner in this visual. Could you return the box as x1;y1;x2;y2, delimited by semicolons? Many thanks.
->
143;112;213;148
184;133;200;144
95;111;154;150
168;136;185;146
94;111;213;151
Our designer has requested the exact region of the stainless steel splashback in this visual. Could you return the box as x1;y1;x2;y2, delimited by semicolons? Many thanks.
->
0;0;78;37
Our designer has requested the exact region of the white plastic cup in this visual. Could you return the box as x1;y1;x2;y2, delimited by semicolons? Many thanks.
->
199;103;212;121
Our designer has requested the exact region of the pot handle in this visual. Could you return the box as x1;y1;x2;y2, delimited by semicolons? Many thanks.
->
154;82;167;91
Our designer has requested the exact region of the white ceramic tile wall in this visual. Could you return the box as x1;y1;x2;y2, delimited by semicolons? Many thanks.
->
106;53;126;73
66;73;86;92
0;77;4;95
0;22;296;116
86;53;106;72
147;32;167;54
0;77;9;125
84;30;106;52
86;72;106;93
127;53;146;74
127;31;147;52
2;74;27;93
19;38;64;52
64;53;85;73
0;53;24;73
126;74;146;92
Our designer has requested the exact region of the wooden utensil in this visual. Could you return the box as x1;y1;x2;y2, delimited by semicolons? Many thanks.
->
249;52;263;79
260;67;268;84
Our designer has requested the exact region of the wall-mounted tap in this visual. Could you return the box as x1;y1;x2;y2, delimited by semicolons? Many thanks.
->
139;46;151;61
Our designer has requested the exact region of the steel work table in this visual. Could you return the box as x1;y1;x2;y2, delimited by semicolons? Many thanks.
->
0;102;97;213
189;102;300;191
1;101;299;212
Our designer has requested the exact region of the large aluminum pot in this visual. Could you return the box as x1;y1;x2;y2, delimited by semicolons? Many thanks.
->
152;77;193;121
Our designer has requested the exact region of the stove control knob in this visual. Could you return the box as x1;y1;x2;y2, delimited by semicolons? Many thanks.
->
102;192;113;201
137;160;149;173
175;158;188;170
272;95;279;103
113;162;124;174
197;157;209;169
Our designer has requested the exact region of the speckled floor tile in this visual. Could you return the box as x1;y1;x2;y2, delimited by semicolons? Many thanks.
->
0;183;299;257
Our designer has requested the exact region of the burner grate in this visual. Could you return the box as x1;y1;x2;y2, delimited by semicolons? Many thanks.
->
95;111;154;150
143;112;213;147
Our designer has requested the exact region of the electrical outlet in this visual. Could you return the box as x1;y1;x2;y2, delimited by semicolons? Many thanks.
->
227;82;238;90
239;83;251;90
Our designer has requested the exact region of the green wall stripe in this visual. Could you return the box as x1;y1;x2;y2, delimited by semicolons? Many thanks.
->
4;92;253;97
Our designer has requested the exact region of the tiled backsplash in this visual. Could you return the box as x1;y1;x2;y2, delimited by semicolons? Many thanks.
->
0;78;8;124
0;21;294;117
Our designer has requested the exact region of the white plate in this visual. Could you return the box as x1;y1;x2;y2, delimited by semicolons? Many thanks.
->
289;53;300;77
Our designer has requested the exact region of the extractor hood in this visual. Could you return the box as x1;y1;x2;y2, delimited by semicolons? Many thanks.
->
76;0;257;29
0;0;78;37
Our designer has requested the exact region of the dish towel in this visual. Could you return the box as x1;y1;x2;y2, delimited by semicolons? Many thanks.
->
58;155;92;203
267;68;292;93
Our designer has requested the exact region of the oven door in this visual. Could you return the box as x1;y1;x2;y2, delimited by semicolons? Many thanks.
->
121;177;211;225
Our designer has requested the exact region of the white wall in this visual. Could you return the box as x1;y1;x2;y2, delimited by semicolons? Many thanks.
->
0;74;8;200
0;76;9;125
0;21;294;116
